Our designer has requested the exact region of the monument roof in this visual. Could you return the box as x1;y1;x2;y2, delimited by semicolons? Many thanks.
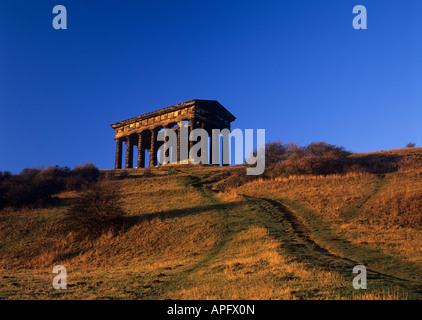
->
111;99;236;129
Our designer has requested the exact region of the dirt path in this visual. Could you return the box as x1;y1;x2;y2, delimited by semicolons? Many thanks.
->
243;195;415;285
246;196;357;263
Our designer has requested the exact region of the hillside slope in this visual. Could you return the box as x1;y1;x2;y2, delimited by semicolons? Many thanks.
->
0;149;421;299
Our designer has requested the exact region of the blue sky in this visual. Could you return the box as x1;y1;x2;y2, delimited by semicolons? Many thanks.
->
1;0;421;173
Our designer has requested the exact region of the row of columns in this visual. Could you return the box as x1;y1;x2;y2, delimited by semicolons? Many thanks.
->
115;120;214;169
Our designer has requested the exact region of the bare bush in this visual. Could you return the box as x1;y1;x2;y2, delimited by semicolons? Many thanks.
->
65;162;100;190
65;179;126;237
267;141;352;177
0;163;100;210
265;141;287;164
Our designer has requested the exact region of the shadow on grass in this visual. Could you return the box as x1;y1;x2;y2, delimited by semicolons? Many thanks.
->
123;201;245;228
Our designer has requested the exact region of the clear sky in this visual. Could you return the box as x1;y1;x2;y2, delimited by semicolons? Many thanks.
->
1;0;421;173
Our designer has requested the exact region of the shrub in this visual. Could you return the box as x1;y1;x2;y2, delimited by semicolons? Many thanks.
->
406;142;416;148
306;142;351;157
65;179;126;237
0;163;100;210
0;171;12;182
0;168;60;209
266;142;352;177
265;141;287;164
65;162;100;190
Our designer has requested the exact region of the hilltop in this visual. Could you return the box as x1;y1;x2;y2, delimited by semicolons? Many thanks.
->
0;147;421;299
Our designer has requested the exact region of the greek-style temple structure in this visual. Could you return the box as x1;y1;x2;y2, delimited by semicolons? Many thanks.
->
111;100;236;169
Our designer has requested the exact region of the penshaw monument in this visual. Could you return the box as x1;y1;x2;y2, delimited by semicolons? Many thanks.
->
111;100;236;169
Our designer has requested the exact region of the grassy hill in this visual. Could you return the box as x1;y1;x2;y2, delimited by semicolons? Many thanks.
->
0;148;421;300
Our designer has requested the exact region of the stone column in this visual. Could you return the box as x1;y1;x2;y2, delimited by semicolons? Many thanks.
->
137;132;145;168
115;138;123;169
125;136;133;169
150;128;157;167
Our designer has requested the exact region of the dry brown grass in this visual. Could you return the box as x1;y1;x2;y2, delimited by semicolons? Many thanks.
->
238;172;377;219
164;226;345;300
237;167;422;271
1;151;420;300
